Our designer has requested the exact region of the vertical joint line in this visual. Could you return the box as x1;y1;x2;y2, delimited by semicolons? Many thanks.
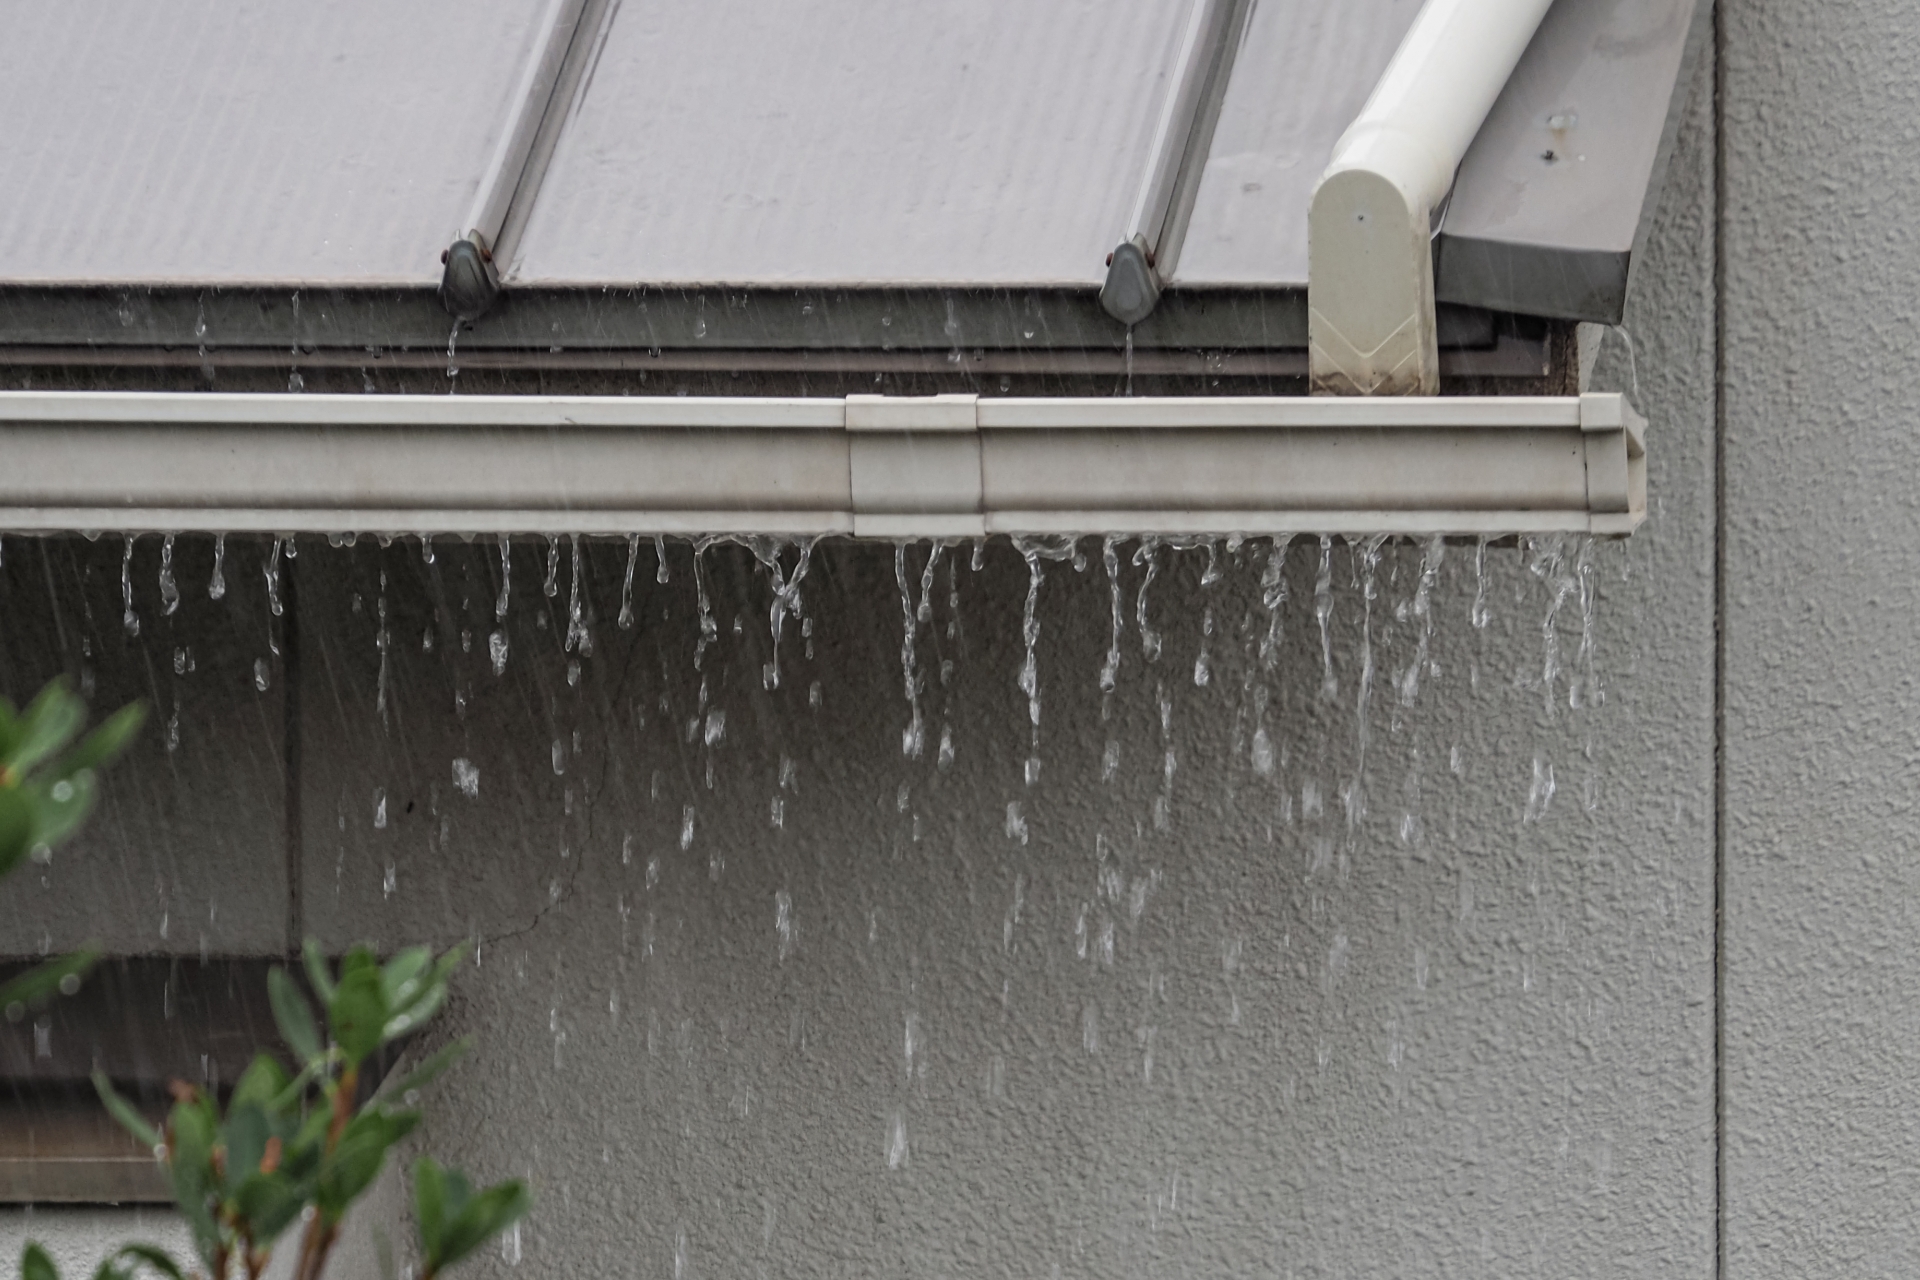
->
1710;2;1729;1277
283;546;302;961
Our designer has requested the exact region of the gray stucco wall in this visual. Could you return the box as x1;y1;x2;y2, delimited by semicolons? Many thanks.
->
0;54;1720;1271
1721;0;1920;1274
9;4;1907;1272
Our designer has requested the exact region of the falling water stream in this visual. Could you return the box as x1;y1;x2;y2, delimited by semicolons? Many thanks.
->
0;528;1621;1274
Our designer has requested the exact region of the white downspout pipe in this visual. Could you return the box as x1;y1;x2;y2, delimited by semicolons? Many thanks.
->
1308;0;1555;396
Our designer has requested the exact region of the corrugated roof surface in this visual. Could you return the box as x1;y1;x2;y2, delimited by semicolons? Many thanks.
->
510;0;1196;286
0;0;550;284
0;0;1703;325
1171;0;1423;287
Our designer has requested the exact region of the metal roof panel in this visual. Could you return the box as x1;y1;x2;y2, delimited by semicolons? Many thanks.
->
510;0;1199;286
0;0;552;285
1171;0;1423;288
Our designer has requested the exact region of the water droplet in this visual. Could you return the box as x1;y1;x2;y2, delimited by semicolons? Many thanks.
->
120;535;140;635
1524;754;1556;823
886;1114;909;1170
775;890;794;960
452;758;480;798
207;533;227;601
158;534;180;616
253;659;271;692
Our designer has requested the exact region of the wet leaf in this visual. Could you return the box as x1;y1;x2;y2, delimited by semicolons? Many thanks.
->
0;786;36;881
328;964;388;1066
316;1110;417;1221
413;1156;455;1262
230;1054;292;1113
231;1170;307;1245
101;1245;184;1280
268;967;322;1065
380;1038;469;1102
302;938;337;1005
53;702;147;777
27;769;98;850
0;696;21;761
435;1177;530;1271
91;1071;161;1149
221;1103;272;1192
0;951;99;1015
22;1242;59;1280
10;680;84;774
385;980;444;1040
379;946;432;1008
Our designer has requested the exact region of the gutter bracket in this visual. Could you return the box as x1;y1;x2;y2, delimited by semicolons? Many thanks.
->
847;394;985;538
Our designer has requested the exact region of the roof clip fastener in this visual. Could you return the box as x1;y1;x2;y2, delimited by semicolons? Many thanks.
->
439;231;502;323
1100;234;1163;327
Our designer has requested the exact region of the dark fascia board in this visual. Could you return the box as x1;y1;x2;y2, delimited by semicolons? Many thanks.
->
0;286;1510;357
1433;0;1713;325
1434;236;1630;324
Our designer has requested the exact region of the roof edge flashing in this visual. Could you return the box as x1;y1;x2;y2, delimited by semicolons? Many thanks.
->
1308;0;1554;396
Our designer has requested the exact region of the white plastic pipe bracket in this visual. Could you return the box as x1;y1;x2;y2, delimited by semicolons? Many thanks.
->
1308;0;1555;397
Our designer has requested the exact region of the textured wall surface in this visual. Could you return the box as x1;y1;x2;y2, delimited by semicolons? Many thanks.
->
1721;0;1920;1273
0;535;287;957
0;53;1730;1280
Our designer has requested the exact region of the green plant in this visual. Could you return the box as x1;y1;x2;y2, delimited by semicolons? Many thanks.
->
0;678;529;1280
0;678;144;1015
91;941;527;1280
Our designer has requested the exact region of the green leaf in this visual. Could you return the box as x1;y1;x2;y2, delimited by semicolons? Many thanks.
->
10;680;85;774
384;980;444;1041
267;967;322;1065
0;696;21;761
380;1039;469;1102
413;1157;451;1263
229;1054;293;1113
379;946;432;1009
339;945;379;979
91;1071;161;1149
103;1245;185;1280
231;1171;307;1246
328;963;388;1066
221;1103;272;1193
435;1178;531;1271
0;786;36;882
316;1110;418;1221
22;1241;59;1280
53;703;148;777
26;769;98;850
301;939;337;1006
0;951;99;1016
164;1096;224;1265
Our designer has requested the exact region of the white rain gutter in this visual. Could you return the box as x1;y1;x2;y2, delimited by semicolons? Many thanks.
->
0;391;1643;538
1309;0;1555;396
